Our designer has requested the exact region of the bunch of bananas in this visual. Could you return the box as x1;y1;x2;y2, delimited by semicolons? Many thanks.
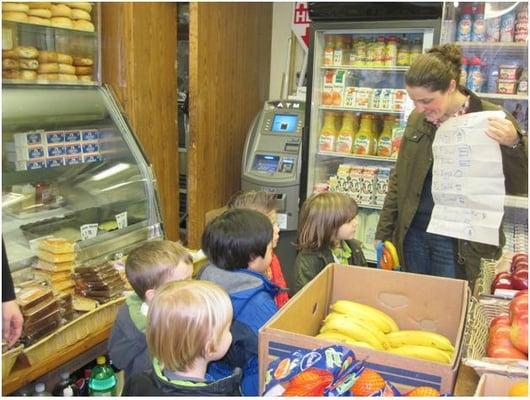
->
316;300;455;365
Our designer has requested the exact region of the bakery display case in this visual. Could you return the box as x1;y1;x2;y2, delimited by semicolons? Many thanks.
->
2;84;165;271
2;2;100;84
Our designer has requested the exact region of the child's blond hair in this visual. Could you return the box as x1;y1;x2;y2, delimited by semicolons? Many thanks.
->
227;190;276;214
297;192;358;250
146;280;232;372
125;240;193;300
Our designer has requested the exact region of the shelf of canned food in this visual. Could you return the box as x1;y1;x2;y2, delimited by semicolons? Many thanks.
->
316;151;397;163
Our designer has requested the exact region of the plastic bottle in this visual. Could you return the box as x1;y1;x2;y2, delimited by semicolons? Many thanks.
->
353;114;376;155
373;36;386;67
53;372;80;396
487;64;499;93
500;10;516;42
88;356;117;396
471;2;486;42
34;383;51;396
466;56;483;92
518;69;528;95
333;35;344;66
396;38;410;66
409;41;422;65
318;112;338;152
336;112;357;154
366;38;376;67
353;37;366;67
342;35;352;66
460;57;468;87
486;16;501;42
324;35;334;66
384;36;398;67
456;4;473;41
376;116;395;157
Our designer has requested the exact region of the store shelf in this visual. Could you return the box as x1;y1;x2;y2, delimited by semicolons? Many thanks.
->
317;151;397;163
321;65;409;72
358;203;383;210
2;79;96;86
455;41;527;50
320;105;403;114
3;20;97;37
505;195;528;209
476;93;528;101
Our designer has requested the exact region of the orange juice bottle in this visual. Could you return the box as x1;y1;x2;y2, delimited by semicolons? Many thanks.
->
324;35;334;66
336;112;357;153
376;115;395;157
353;114;376;155
318;112;338;152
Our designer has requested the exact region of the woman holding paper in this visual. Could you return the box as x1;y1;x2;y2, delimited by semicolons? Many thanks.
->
375;43;527;288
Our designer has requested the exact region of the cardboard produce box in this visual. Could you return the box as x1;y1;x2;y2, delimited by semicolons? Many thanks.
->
259;264;469;394
474;373;527;396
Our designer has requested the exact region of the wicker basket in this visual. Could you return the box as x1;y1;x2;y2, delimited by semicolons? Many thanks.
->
22;296;125;365
475;254;512;298
2;344;24;380
462;296;527;376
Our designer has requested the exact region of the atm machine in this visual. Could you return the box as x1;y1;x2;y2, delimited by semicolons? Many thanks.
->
241;100;305;293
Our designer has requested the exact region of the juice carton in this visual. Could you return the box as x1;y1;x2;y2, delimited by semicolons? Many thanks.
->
322;70;335;105
375;167;391;206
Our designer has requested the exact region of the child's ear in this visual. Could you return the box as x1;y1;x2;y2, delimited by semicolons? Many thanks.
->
144;288;156;303
205;340;217;360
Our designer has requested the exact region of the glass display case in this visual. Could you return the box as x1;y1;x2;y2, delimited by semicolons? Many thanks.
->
2;85;164;270
441;1;528;253
301;20;440;261
2;2;100;85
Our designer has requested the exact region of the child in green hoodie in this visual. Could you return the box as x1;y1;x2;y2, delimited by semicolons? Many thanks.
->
108;240;193;380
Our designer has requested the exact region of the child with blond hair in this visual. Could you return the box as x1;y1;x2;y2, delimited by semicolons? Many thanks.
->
108;240;193;380
122;280;241;396
228;190;289;307
294;192;367;293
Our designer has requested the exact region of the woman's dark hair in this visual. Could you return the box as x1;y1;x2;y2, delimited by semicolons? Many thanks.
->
201;208;273;271
405;43;462;92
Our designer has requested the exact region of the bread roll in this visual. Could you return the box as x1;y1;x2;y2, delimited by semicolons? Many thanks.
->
50;4;71;18
3;70;19;79
2;49;17;59
74;66;92;75
66;2;92;12
56;73;77;82
38;50;58;63
51;16;73;29
28;2;53;9
73;56;93;66
28;8;52;18
28;16;50;26
19;70;37;80
73;19;94;32
2;3;29;13
57;53;73;65
58;63;75;74
2;58;18;70
15;46;38;59
38;62;59;73
77;74;92;82
3;11;29;23
71;8;90;21
37;73;59;81
19;58;39;70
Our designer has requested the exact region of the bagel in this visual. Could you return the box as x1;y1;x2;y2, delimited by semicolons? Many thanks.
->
15;46;38;59
71;8;90;21
73;56;93;66
74;66;92;75
38;51;58;63
2;58;18;70
28;3;53;10
58;63;75;74
2;3;29;13
38;62;59;74
19;70;37;80
51;16;73;29
3;11;29;23
50;4;72;18
66;2;92;12
28;8;52;18
73;19;94;32
28;16;51;26
19;59;39;70
56;53;73;65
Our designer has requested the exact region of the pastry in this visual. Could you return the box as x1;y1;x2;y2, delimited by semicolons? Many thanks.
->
74;65;92;75
28;15;50;26
39;238;75;254
2;49;18;59
58;63;75;74
19;70;37;80
71;8;90;21
37;73;59;81
15;46;38;59
2;3;29;13
38;62;59;73
77;74;92;82
50;3;72;18
2;58;18;70
73;19;94;32
28;2;53;9
56;53;73;65
73;56;93;66
56;73;77;81
19;59;39;70
2;70;19;79
51;16;73;29
38;50;58;63
2;11;29;23
27;8;52;18
66;2;92;12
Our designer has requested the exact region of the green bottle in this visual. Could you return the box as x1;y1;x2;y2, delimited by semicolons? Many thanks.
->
88;356;117;396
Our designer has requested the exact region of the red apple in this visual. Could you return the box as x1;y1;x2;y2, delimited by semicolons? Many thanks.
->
490;314;511;329
512;252;528;264
511;312;528;354
513;263;529;274
514;289;528;299
488;344;528;360
510;294;529;323
512;259;529;273
492;272;513;293
512;269;529;290
488;325;512;347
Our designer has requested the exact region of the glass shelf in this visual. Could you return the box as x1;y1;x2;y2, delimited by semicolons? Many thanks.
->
320;105;404;114
317;151;397;162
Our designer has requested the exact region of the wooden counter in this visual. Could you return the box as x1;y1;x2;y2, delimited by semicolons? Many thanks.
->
2;324;112;395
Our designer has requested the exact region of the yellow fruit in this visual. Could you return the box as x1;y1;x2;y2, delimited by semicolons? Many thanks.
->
386;330;455;352
508;381;528;397
331;300;399;333
320;317;386;350
387;345;452;364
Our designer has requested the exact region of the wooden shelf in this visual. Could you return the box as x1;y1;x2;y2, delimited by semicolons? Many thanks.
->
477;93;528;101
2;324;112;395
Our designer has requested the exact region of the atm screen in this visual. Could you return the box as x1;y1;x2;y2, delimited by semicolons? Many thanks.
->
271;114;298;133
252;154;280;173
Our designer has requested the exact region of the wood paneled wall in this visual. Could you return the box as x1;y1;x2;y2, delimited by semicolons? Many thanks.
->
101;3;179;240
187;2;273;247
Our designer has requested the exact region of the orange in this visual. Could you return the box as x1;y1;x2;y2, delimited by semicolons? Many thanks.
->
406;386;441;396
508;381;528;396
283;368;333;396
351;368;386;396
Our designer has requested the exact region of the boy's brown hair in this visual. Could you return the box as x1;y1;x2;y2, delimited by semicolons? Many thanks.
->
227;190;276;214
297;192;358;250
125;240;193;300
147;280;232;371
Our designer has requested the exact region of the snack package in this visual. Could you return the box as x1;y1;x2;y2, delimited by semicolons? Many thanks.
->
263;345;364;396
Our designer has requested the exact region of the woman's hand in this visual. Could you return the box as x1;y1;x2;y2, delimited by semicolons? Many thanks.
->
486;117;519;147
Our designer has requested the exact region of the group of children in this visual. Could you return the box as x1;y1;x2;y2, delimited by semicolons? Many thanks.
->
109;190;366;396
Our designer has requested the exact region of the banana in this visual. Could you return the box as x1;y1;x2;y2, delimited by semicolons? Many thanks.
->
323;313;391;349
385;330;455;352
316;330;375;349
387;345;452;364
320;316;386;350
331;300;400;333
384;241;400;266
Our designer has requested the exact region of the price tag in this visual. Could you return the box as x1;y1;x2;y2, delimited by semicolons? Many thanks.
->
80;223;99;240
115;211;128;229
